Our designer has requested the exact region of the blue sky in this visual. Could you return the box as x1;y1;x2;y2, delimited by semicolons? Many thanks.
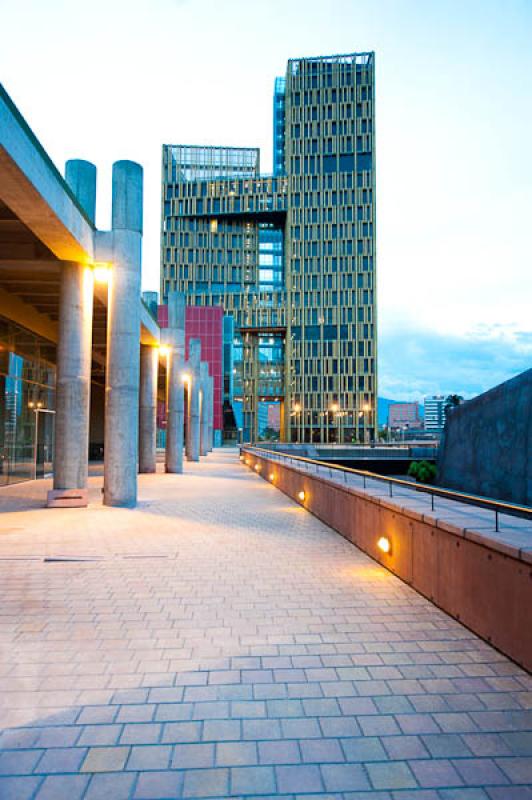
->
1;0;531;400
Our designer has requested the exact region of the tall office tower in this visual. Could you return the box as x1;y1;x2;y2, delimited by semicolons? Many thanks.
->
424;395;446;432
161;52;376;444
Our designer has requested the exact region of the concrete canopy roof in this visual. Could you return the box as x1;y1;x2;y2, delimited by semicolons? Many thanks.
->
0;84;159;376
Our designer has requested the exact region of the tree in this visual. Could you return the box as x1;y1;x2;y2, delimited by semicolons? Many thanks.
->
444;394;464;417
408;460;437;484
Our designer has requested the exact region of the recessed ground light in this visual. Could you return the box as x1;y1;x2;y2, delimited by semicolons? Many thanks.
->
377;536;391;554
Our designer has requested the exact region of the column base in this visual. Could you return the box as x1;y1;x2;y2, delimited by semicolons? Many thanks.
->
47;488;88;508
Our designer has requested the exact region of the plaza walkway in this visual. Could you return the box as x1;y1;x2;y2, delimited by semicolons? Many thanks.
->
0;449;530;800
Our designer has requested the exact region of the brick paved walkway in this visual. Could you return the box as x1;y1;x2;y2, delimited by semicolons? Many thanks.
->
0;449;530;799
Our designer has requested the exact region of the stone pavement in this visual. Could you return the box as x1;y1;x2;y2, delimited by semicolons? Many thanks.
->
0;448;531;799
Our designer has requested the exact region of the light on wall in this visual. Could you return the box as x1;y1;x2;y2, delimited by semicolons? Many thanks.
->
254;464;261;472
92;262;111;283
182;372;191;383
377;536;391;554
269;473;275;481
298;490;306;501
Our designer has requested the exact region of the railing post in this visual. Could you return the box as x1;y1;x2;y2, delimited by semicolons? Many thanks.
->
495;509;499;532
389;482;393;498
431;493;434;512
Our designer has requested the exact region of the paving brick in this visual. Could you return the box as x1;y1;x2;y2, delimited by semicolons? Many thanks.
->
366;760;417;790
172;742;215;769
133;770;183;798
382;734;430;759
77;724;122;746
281;718;321;739
76;706;118;725
84;772;136;800
0;749;44;775
203;719;241;741
116;704;155;723
453;758;510;786
127;745;172;770
81;746;130;772
0;776;42;800
300;737;344;762
231;765;276;794
341;736;387;762
495;756;532;784
216;741;258;766
34;727;80;748
120;723;161;744
258;740;300;765
409;758;464;788
267;699;304;718
358;715;401;737
230;701;266;719
34;747;86;774
161;721;201;743
182;767;229;797
34;774;89;800
320;762;371;791
155;702;193;721
276;764;324;793
319;716;361;738
422;733;473;758
243;719;282;740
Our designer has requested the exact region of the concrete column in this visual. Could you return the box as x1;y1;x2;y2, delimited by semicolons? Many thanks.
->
200;362;209;457
65;159;97;224
165;291;186;473
207;374;214;451
48;263;94;506
185;338;201;462
104;160;143;507
139;344;158;473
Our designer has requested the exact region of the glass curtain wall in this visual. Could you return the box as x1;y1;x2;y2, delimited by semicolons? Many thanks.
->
0;318;56;485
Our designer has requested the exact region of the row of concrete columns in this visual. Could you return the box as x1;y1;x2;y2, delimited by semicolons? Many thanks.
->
48;161;214;509
138;291;215;476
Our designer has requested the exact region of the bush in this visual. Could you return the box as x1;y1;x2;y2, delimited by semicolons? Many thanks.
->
408;460;437;484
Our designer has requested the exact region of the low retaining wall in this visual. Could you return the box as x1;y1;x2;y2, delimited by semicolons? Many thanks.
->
242;450;532;672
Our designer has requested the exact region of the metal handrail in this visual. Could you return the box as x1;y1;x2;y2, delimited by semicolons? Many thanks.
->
241;445;532;532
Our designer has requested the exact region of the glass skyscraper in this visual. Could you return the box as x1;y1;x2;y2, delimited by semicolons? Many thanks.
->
161;52;376;443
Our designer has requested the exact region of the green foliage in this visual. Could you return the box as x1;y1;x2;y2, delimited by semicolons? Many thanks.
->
408;460;437;484
444;394;464;416
260;426;279;441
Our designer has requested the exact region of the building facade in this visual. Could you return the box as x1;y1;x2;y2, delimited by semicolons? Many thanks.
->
157;304;224;441
388;401;422;430
161;52;376;443
424;395;446;432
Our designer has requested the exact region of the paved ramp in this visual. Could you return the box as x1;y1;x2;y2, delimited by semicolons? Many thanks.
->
0;449;530;798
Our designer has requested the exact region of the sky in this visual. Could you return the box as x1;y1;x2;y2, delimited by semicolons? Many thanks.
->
1;0;531;401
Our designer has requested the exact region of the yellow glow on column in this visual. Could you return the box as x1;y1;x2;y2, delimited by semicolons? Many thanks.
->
377;536;391;554
92;262;111;283
159;346;170;358
182;372;191;383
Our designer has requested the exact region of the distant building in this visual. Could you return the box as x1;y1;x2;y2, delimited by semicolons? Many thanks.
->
424;395;446;432
160;51;377;444
268;403;281;432
158;304;224;443
388;402;421;429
